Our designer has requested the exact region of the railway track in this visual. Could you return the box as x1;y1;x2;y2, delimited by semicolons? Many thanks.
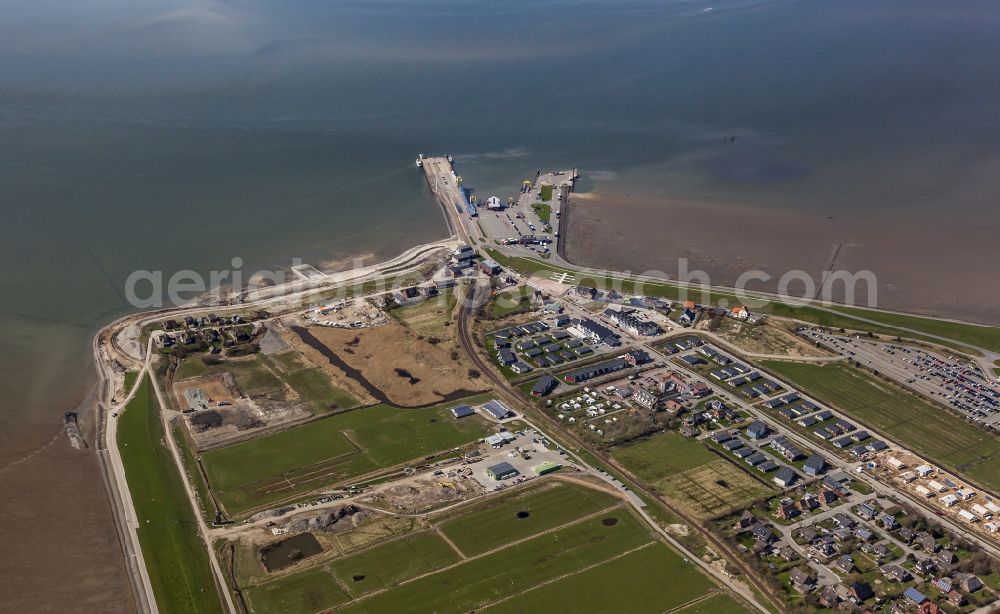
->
454;284;786;613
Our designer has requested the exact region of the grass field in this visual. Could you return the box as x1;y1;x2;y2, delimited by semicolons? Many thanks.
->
392;290;457;337
244;566;348;614
202;399;492;515
485;544;717;614
437;481;620;556
492;286;533;317
327;531;460;597
761;361;1000;492
611;432;718;482
172;423;216;521
123;370;139;396
337;512;674;614
283;366;357;411
531;202;552;223
237;481;724;614
673;593;752;614
612;433;774;519
117;376;224;614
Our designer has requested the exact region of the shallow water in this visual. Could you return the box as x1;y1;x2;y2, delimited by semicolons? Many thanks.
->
2;0;999;608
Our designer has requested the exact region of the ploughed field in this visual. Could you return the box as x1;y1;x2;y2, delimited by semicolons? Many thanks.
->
236;481;737;614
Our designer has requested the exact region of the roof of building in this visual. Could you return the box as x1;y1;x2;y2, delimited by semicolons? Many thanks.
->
903;587;927;604
487;461;518;475
532;375;557;395
803;454;826;471
451;405;475;418
483;400;513;419
774;467;797;484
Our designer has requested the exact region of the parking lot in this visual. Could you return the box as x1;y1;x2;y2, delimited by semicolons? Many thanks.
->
802;330;1000;425
467;428;574;490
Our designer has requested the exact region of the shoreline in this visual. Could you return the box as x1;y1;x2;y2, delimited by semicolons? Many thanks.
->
562;190;1000;327
88;166;1000;614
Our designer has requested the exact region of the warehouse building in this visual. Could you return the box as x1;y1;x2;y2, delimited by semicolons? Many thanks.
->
533;462;561;476
483;400;514;420
487;461;519;480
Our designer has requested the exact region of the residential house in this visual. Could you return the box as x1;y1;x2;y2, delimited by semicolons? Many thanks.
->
857;502;878;520
879;513;900;531
746;420;770;440
948;590;967;607
880;564;911;583
803;454;826;476
789;568;816;594
957;573;983;593
834;554;855;574
849;581;874;603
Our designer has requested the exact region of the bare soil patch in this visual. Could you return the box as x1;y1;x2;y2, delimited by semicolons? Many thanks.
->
696;318;829;358
174;372;313;450
359;473;484;515
290;323;487;407
173;374;237;407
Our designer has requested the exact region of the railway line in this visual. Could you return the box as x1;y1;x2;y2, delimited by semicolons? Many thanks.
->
455;279;785;614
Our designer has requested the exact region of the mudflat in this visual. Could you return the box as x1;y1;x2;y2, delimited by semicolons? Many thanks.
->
564;191;1000;325
0;443;133;612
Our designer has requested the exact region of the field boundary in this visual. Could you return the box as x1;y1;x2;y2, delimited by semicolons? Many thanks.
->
327;502;629;611
476;542;656;611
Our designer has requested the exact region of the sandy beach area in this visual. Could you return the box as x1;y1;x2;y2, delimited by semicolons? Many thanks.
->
564;191;1000;325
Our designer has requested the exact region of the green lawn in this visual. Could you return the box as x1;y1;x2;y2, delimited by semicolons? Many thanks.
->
123;370;139;397
532;202;552;223
437;481;620;557
327;531;461;597
336;512;658;614
610;432;718;483
243;566;348;614
486;544;716;614
761;361;1000;491
539;183;554;201
175;356;209;379
202;398;493;514
492;286;533;317
203;420;360;491
283;367;357;411
117;376;224;614
172;423;216;522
